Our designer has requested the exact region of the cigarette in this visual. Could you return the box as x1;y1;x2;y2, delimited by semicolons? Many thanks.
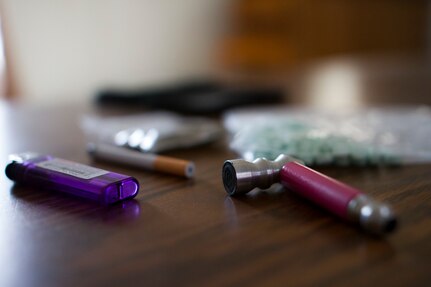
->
88;143;195;178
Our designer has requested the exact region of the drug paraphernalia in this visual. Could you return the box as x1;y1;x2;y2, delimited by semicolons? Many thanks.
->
88;143;195;178
5;152;139;205
222;154;397;235
81;112;222;153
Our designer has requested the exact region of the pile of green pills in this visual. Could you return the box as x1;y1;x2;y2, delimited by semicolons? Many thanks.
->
231;120;400;166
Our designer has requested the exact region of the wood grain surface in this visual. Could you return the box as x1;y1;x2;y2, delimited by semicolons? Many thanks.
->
0;57;430;287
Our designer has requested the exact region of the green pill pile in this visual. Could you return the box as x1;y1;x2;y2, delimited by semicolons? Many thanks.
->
231;120;400;166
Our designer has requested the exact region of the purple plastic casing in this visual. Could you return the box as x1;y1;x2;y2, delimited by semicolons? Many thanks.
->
5;152;139;205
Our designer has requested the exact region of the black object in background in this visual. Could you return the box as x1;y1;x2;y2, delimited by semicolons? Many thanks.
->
95;80;284;114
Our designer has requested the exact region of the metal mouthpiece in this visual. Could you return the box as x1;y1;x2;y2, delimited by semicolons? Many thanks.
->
347;194;398;234
222;154;299;196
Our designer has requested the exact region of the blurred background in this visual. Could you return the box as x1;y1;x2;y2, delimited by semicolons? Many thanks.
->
0;0;429;106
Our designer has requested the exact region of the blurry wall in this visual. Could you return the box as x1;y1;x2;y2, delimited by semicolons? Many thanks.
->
1;0;428;105
221;0;428;71
1;0;230;104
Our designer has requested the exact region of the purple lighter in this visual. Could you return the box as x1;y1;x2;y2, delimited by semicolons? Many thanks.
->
5;152;139;204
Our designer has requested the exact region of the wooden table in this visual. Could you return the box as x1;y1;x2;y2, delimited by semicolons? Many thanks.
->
0;56;430;287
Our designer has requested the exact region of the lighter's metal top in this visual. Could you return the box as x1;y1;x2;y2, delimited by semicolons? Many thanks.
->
222;154;299;196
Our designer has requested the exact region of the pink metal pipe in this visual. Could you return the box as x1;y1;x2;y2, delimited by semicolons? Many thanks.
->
222;154;397;235
280;162;360;219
